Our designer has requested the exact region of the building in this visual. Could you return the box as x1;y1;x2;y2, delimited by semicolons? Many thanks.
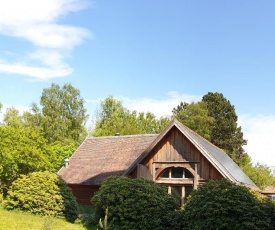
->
58;119;258;205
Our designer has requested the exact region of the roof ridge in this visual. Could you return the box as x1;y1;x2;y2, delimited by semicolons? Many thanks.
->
87;134;159;139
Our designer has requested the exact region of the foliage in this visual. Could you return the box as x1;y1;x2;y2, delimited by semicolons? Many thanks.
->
4;172;78;222
33;83;88;145
77;205;99;228
0;126;54;194
242;162;275;189
202;92;247;163
92;96;169;136
2;107;24;128
92;176;180;230
0;205;90;230
172;101;215;140
173;92;248;165
183;179;275;230
49;142;76;172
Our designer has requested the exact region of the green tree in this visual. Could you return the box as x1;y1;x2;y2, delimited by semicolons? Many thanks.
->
183;179;275;230
2;107;24;128
173;92;247;165
49;142;76;172
37;83;88;145
202;92;247;163
92;176;180;230
92;96;169;136
0;126;54;194
172;101;215;140
242;162;275;190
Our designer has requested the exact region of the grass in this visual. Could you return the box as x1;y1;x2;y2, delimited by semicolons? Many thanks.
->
0;205;97;230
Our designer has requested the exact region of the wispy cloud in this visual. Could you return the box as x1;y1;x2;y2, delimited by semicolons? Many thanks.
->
0;0;92;80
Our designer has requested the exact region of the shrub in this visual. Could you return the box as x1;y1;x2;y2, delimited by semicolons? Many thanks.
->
92;176;180;230
4;171;78;222
183;179;275;230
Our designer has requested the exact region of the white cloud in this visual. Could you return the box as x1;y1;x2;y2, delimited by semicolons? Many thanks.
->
122;91;202;118
0;0;91;80
239;114;275;167
0;60;73;80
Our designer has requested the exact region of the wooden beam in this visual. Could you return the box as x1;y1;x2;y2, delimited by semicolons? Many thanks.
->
193;163;198;190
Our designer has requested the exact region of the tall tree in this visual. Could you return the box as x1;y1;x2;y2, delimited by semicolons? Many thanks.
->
172;102;215;140
202;92;247;163
173;92;247;165
92;96;169;136
38;83;88;145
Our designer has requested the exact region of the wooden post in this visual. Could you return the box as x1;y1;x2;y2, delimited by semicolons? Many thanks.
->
168;186;171;195
152;163;155;181
193;163;198;190
182;186;185;204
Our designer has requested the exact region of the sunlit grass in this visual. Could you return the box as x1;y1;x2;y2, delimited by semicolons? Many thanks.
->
0;205;96;230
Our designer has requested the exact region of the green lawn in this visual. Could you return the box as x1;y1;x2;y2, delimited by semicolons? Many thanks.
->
0;205;97;230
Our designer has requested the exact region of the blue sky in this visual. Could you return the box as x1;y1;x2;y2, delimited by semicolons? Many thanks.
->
0;0;275;168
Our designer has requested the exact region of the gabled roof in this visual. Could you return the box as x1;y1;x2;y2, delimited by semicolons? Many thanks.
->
124;119;258;189
58;134;157;185
58;119;258;190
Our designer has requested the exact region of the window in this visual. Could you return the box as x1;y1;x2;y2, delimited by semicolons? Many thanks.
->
159;167;194;179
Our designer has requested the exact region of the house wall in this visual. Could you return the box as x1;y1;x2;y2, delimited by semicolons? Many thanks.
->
140;127;223;181
68;184;100;206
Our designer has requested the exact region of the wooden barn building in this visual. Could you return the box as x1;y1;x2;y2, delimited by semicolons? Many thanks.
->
58;119;258;205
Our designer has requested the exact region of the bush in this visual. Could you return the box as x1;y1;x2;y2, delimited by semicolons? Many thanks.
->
92;176;180;230
77;205;99;227
4;171;78;222
183;179;275;230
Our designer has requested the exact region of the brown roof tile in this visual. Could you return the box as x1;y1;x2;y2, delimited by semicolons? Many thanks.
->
58;134;157;185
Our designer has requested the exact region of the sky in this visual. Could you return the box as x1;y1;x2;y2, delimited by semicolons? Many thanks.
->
0;0;275;168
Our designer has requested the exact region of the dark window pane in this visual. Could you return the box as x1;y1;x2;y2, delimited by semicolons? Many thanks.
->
171;168;183;178
184;169;194;178
160;169;169;178
184;186;193;200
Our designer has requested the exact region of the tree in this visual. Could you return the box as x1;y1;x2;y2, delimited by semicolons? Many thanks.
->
173;92;247;165
0;126;54;194
49;142;76;172
172;101;215;140
38;83;88;145
242;162;275;189
183;179;274;230
92;96;169;136
2;107;24;128
92;176;180;230
202;92;247;162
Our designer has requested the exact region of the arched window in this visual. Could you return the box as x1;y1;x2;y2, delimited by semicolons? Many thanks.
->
159;167;194;179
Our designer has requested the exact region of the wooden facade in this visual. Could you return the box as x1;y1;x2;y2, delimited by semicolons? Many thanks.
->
68;185;99;205
129;127;223;203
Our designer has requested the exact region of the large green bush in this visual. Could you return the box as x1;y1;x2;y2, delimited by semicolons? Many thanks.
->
183;179;275;230
92;176;180;230
4;171;78;222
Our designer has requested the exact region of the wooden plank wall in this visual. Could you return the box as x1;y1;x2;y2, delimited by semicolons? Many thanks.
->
68;184;99;206
141;127;223;181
